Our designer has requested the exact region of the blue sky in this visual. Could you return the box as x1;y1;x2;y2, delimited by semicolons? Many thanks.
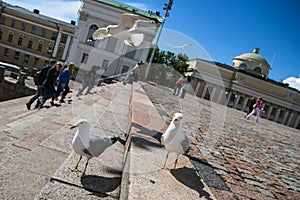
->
3;0;300;89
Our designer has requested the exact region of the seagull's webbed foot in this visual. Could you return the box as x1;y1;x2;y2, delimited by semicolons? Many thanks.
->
70;167;78;172
77;172;85;177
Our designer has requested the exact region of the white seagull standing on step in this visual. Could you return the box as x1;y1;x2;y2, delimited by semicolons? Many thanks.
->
70;119;119;177
88;13;155;47
161;113;191;169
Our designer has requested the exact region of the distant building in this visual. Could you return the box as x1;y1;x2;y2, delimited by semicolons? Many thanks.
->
0;1;76;72
67;0;163;78
186;48;300;129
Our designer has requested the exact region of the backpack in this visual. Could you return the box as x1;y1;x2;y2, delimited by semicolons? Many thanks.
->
34;68;42;85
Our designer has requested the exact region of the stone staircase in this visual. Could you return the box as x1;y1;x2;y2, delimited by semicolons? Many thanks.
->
0;80;215;200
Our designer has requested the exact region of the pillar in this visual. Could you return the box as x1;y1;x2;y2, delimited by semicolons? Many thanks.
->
210;86;217;101
241;97;248;111
194;81;201;96
217;89;225;104
17;72;26;86
53;30;62;58
225;91;232;106
274;108;281;122
201;84;208;98
294;113;300;129
266;105;273;119
62;35;72;60
233;94;241;109
282;110;289;125
287;112;294;126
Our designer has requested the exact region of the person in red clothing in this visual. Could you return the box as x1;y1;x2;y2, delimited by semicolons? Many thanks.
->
246;96;263;123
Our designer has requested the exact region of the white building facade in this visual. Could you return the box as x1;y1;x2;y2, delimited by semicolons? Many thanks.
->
67;0;163;78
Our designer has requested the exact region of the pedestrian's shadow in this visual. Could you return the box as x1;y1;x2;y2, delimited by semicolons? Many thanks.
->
80;174;121;197
170;166;214;200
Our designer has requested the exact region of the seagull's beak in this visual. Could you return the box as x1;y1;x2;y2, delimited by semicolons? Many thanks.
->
70;125;77;129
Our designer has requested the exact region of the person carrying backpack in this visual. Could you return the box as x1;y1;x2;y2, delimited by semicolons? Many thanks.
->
26;60;57;110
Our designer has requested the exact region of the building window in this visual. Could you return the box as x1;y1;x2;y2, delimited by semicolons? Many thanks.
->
121;65;130;73
51;32;57;40
253;67;262;73
34;57;39;65
1;17;6;25
11;20;16;28
61;34;67;43
17;34;24;46
28;37;34;49
86;24;98;46
81;53;88;64
102;59;109;71
47;43;54;54
21;23;26;31
239;63;247;70
24;54;30;63
31;26;36;34
37;40;44;52
57;46;64;58
41;29;46;37
8;31;14;43
14;52;20;60
4;48;9;57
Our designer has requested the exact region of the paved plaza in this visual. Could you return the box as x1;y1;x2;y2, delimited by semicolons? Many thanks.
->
0;80;299;199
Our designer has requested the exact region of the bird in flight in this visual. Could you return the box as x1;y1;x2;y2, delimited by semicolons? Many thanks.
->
88;13;156;47
166;43;189;50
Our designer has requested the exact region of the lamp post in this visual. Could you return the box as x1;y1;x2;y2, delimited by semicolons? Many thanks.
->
144;0;173;80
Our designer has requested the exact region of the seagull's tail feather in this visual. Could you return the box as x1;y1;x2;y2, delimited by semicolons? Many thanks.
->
126;33;144;47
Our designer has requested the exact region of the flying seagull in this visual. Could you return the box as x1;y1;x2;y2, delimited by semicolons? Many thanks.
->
166;43;189;50
70;119;119;177
161;113;190;169
88;13;155;47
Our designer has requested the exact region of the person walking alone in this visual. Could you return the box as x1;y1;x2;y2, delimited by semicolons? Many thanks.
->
246;96;263;123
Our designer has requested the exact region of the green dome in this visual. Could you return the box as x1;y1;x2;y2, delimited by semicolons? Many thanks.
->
234;48;270;69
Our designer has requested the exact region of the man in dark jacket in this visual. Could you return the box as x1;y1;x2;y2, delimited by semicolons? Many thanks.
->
26;60;57;110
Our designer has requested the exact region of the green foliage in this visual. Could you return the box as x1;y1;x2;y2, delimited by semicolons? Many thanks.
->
146;47;189;87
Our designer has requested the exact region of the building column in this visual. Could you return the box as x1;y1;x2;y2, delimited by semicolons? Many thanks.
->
194;81;201;96
287;112;294;126
217;89;225;104
62;35;72;60
266;105;273;119
294;113;300;129
201;84;208;98
274;108;281;122
241;97;248;111
225;91;232;106
210;86;217;101
53;30;62;58
282;110;289;125
233;94;241;109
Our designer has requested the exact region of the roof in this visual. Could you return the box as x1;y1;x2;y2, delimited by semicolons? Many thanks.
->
2;2;76;29
95;0;164;23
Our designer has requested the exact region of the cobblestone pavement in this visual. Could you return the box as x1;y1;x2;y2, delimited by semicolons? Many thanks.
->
141;82;300;200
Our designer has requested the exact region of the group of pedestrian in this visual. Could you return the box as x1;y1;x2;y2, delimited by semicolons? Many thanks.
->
26;61;74;110
76;65;101;96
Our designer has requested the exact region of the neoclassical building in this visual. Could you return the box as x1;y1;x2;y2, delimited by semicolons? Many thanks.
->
67;0;163;77
0;1;75;72
186;48;300;129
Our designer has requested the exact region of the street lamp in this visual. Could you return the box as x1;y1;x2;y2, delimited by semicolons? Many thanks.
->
144;0;173;80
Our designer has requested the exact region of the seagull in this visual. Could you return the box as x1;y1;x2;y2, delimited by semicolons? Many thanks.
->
166;43;189;50
88;13;155;47
161;113;191;169
70;119;119;177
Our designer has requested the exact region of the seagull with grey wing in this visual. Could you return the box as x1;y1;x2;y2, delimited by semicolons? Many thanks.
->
70;119;119;177
88;13;155;47
161;113;191;170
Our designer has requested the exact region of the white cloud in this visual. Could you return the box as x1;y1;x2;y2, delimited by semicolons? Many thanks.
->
4;0;81;23
283;76;300;91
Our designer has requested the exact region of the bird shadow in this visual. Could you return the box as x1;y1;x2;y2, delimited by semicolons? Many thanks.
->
132;122;163;143
80;174;121;197
170;167;214;200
